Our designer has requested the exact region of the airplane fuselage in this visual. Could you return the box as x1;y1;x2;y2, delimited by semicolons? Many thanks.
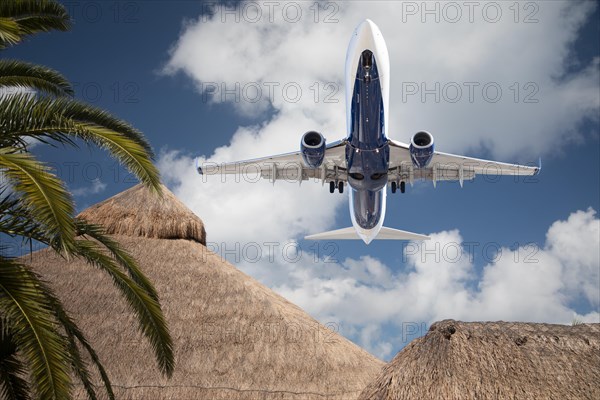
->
344;20;391;244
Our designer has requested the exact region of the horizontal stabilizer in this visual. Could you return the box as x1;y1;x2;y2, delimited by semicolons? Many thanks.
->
305;227;359;240
305;227;430;241
377;227;430;240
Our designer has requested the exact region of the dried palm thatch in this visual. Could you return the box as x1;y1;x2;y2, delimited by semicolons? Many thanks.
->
27;184;383;399
77;183;206;245
359;319;600;400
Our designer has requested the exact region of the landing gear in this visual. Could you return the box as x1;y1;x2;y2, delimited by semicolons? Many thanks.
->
391;181;406;194
329;181;344;194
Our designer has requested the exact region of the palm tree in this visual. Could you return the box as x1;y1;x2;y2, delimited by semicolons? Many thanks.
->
0;1;173;398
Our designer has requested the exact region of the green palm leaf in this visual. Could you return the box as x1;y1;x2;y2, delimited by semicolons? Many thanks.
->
0;18;21;48
0;330;31;400
0;91;152;155
0;253;104;399
0;206;157;399
78;124;162;194
0;190;34;236
75;219;160;302
64;335;98;400
0;0;70;49
0;59;73;97
0;95;161;192
0;257;72;399
42;282;115;400
47;97;154;156
0;148;75;252
0;94;74;148
70;240;174;377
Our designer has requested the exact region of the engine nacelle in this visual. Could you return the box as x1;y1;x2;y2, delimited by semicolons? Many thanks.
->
301;131;326;168
409;131;435;168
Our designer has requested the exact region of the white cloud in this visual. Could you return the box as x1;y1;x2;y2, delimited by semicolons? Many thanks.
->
71;178;107;197
244;209;599;359
545;208;600;307
164;1;598;160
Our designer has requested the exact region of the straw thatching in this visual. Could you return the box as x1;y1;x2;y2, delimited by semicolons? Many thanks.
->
27;184;383;399
78;183;206;245
359;319;600;400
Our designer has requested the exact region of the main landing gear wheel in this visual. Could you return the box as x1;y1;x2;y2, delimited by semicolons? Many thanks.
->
400;181;406;193
329;181;344;194
391;181;397;193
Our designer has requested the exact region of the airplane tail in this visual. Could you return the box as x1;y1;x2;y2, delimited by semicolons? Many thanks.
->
304;227;430;241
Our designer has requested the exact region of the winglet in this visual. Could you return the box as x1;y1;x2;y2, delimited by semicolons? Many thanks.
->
195;157;203;175
535;157;542;175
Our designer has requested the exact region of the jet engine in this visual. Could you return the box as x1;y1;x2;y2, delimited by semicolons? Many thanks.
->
301;131;326;168
409;131;435;168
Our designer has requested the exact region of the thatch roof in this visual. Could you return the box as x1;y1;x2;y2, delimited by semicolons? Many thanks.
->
77;183;206;245
28;184;383;399
359;319;600;400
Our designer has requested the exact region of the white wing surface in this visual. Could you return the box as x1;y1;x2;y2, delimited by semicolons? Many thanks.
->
197;140;347;184
387;140;540;186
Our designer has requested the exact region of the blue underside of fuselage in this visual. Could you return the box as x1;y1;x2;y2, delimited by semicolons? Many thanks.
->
347;50;389;230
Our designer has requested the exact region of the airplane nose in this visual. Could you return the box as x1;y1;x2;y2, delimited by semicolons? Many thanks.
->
356;19;374;36
356;19;380;39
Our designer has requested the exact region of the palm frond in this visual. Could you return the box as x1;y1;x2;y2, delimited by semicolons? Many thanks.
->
0;148;75;252
0;331;31;400
0;93;153;155
70;240;174;377
75;219;160;302
0;18;21;48
0;94;74;148
23;281;100;399
0;0;70;49
42;282;115;400
0;59;73;97
65;335;98;400
0;209;133;398
51;96;154;156
0;95;161;193
78;124;162;194
0;257;72;399
0;192;48;257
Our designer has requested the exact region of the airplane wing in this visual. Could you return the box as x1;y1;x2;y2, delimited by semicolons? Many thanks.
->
197;140;348;184
387;139;540;186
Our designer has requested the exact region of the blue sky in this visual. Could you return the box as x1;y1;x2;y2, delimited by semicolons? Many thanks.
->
4;1;599;360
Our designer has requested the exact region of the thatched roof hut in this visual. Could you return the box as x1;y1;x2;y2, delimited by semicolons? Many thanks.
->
77;183;206;245
359;319;600;400
28;184;383;399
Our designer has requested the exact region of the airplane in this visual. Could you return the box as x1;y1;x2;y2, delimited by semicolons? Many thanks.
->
196;19;540;244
